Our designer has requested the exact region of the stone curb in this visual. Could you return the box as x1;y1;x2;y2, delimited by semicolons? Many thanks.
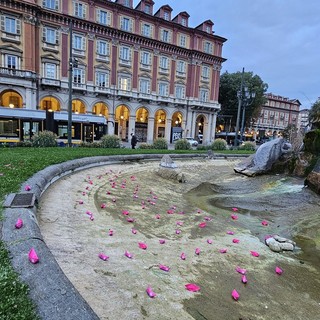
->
1;153;244;319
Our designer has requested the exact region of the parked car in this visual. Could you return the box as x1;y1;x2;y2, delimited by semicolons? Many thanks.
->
186;137;199;147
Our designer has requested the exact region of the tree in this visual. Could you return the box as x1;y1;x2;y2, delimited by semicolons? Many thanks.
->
218;71;268;130
309;98;320;129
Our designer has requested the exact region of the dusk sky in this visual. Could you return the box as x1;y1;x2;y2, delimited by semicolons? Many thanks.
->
153;0;319;109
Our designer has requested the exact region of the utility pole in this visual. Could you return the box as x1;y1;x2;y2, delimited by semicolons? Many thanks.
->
67;21;73;147
234;68;244;147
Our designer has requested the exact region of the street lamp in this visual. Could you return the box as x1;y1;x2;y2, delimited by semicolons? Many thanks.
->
240;88;255;141
67;22;78;147
233;68;255;147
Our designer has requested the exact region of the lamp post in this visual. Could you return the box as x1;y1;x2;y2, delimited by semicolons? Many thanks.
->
67;22;73;147
234;68;245;147
240;89;256;141
67;22;78;147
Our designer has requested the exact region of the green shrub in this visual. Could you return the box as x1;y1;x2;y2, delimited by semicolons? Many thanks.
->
138;143;154;149
32;130;57;147
239;141;256;151
197;145;210;151
304;129;320;155
100;135;121;148
153;138;168;150
211;138;227;150
79;142;102;148
16;141;33;147
174;139;191;150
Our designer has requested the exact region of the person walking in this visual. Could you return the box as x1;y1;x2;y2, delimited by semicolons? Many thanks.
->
131;133;137;149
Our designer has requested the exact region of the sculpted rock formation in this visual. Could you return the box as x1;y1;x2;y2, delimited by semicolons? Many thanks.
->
305;158;320;194
234;138;292;176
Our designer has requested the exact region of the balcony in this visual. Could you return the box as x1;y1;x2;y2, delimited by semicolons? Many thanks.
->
41;78;61;87
0;67;37;80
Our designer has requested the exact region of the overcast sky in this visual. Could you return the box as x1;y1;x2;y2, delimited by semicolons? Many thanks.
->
153;0;319;109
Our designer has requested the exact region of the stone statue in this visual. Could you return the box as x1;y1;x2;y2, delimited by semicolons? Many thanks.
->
234;138;292;176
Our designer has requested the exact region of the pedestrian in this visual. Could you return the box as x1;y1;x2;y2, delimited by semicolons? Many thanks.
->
131;133;137;149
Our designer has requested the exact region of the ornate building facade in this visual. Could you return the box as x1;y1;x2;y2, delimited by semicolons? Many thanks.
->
255;93;301;139
0;0;226;144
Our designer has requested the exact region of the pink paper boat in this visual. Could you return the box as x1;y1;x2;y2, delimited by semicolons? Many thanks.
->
98;253;109;261
199;222;207;228
15;218;23;229
159;264;170;272
261;220;269;226
28;248;39;264
219;248;227;253
250;251;260;257
232;207;238;212
24;185;31;191
241;275;248;284
138;242;147;250
175;229;181;234
235;266;247;275
232;289;240;301
180;252;186;260
159;239;166;244
231;214;238;220
185;283;200;292
227;231;235;235
275;266;283;275
108;230;114;236
125;250;133;259
122;210;129;215
207;239;213;244
232;238;240;243
100;203;106;209
195;248;201;255
131;228;137;234
127;217;135;223
146;286;156;298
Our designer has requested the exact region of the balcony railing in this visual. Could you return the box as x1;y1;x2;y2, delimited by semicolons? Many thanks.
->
0;67;37;79
41;78;61;86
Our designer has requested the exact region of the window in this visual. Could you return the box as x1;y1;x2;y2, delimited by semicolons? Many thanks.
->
144;4;150;14
176;60;186;76
1;16;21;35
73;34;85;51
179;34;187;47
199;89;209;102
74;2;86;18
175;85;185;99
141;23;152;37
123;0;130;7
159;82;169;97
97;9;111;26
43;26;59;44
96;40;110;56
159;56;169;72
120;17;133;32
119;45;132;64
163;12;169;21
139;79;150;94
73;68;85;84
119;76;131;91
95;71;109;87
140;51;151;67
181;18;187;26
201;65;210;80
206;25;211;34
203;41;213;54
6;55;18;69
43;0;58;10
44;63;56;79
161;29;171;43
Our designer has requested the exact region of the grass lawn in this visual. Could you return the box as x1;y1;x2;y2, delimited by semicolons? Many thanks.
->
0;147;252;319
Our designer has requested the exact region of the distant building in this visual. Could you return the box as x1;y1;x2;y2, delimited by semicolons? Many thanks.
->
298;108;310;133
255;93;300;140
0;0;226;145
